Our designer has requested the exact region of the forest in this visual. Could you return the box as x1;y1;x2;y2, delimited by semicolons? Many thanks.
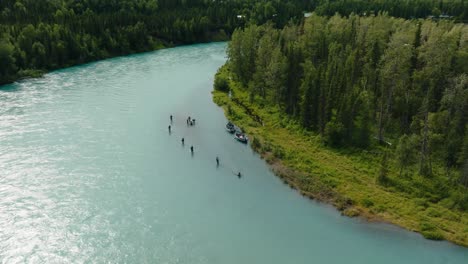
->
1;0;467;85
217;14;468;213
0;0;311;85
313;0;468;21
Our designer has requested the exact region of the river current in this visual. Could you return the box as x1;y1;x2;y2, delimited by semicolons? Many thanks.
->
0;43;467;263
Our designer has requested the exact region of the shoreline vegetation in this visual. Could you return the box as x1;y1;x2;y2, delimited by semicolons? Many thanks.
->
212;12;468;247
213;69;468;247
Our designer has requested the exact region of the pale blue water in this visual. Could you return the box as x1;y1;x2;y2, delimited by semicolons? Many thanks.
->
0;43;467;263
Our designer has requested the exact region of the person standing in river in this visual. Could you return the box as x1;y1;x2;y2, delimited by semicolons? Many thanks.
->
216;156;219;167
181;138;185;145
190;145;194;153
170;115;173;123
168;125;171;133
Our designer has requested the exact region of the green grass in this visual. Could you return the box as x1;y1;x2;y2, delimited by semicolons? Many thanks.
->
212;66;468;247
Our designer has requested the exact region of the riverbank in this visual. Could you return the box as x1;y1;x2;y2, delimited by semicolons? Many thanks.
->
212;66;468;247
0;43;164;86
0;36;234;85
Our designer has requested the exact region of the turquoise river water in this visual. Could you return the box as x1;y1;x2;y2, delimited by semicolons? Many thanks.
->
0;43;467;263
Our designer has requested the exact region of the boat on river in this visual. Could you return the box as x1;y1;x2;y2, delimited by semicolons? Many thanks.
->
235;132;248;143
226;122;236;133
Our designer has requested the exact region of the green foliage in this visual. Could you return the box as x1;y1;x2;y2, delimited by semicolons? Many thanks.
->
0;0;311;85
422;231;444;240
214;68;230;92
420;221;444;240
324;118;345;147
361;197;374;208
300;60;319;130
352;91;372;148
0;37;16;81
226;14;468;191
343;208;360;217
395;134;418;176
377;151;390;186
273;146;286;159
212;84;468;245
251;136;262;152
314;0;467;22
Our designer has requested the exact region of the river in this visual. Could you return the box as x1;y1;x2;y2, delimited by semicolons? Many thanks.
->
0;43;467;263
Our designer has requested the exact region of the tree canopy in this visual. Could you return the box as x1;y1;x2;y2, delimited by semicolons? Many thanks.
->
0;0;311;84
225;14;468;209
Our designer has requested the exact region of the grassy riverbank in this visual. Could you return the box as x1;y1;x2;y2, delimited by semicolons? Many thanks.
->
212;66;468;247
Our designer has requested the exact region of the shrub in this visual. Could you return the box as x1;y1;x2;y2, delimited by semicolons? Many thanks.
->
214;71;230;92
376;151;390;186
420;221;436;231
343;208;360;217
251;137;262;151
273;146;285;159
375;205;386;213
336;197;354;211
324;119;345;147
426;208;442;217
361;197;374;208
450;190;468;210
414;198;429;208
422;231;444;240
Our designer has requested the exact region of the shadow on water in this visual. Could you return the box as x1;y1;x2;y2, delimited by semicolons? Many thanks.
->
0;83;21;92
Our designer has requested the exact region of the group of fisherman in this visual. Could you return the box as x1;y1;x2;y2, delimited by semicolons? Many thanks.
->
169;115;195;154
186;116;196;126
168;114;242;178
168;115;196;131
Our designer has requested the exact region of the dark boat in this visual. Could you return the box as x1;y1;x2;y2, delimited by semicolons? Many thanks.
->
226;122;236;133
235;132;248;143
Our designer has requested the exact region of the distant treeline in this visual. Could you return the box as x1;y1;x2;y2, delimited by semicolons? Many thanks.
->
313;0;468;21
0;0;311;85
220;14;468;206
1;0;466;85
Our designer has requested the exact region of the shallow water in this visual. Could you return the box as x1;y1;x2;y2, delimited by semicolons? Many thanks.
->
0;43;467;263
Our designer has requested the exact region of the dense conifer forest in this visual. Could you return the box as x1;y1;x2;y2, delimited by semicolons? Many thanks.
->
222;14;468;203
0;0;311;84
313;0;468;21
1;0;467;85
